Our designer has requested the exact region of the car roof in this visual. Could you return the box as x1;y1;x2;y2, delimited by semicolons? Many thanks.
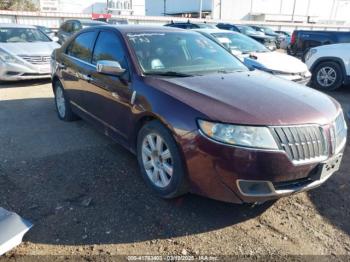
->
167;21;209;25
0;23;36;29
194;28;238;34
64;19;106;24
91;25;196;34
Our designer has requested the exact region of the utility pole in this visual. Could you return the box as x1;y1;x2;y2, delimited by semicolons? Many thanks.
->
291;0;296;22
279;0;283;14
250;0;253;20
329;0;336;22
199;0;203;18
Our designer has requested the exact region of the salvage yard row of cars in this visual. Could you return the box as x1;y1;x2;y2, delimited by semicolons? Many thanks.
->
0;20;349;204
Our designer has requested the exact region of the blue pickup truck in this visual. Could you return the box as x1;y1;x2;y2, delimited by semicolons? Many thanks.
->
288;30;350;61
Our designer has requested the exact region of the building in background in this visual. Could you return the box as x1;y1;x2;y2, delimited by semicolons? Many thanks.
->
146;0;350;24
146;0;212;18
37;0;145;15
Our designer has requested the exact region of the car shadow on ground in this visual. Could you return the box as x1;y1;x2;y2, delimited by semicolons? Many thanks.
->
0;97;274;246
0;79;51;89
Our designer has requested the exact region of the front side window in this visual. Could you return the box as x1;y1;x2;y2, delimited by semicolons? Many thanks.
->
67;31;96;63
0;28;51;43
127;32;247;75
92;31;127;68
212;32;268;53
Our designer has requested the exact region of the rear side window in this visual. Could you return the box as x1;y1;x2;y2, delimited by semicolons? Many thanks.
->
92;31;127;68
60;22;67;32
72;22;81;32
67;31;96;63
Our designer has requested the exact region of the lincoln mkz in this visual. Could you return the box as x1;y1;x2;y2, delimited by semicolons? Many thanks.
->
51;25;347;203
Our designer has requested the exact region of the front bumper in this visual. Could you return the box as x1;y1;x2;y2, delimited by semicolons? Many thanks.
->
275;72;312;85
0;61;51;81
181;130;345;204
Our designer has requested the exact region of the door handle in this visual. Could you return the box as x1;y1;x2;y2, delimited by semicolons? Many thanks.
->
76;72;93;82
57;62;66;69
82;74;93;82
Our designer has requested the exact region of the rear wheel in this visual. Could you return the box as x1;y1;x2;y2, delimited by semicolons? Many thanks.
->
312;61;343;91
53;80;79;121
137;120;188;199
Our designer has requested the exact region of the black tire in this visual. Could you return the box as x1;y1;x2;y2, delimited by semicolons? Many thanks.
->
137;120;189;199
312;61;343;91
53;80;79;121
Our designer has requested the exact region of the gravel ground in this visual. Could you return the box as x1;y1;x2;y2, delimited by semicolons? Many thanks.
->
0;79;350;260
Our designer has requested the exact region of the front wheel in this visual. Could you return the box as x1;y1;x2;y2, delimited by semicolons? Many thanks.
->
137;120;188;199
312;61;343;91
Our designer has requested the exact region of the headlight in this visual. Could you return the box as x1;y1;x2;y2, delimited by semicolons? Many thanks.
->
304;49;317;61
198;120;279;150
0;48;22;63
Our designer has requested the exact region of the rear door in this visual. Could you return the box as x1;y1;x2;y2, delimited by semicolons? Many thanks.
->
60;30;97;106
82;30;133;141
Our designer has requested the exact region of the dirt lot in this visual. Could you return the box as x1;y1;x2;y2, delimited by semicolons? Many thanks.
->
0;79;350;260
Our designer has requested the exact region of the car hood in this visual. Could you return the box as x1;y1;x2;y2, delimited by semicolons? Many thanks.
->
145;70;340;126
0;42;60;56
243;51;308;74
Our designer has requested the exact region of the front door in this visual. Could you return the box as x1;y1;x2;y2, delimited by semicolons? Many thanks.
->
82;30;133;142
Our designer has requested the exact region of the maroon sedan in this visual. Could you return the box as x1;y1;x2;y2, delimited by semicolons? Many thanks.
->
51;25;347;204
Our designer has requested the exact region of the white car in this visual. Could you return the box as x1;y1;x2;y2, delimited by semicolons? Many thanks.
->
0;23;60;81
305;43;350;91
196;29;311;85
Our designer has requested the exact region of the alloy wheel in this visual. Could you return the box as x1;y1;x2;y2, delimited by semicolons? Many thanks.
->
141;133;173;188
316;66;337;87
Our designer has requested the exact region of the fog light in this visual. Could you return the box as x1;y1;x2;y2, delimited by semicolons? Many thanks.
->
237;180;273;196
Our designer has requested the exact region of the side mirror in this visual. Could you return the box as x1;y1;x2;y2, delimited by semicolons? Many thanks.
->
96;60;126;76
52;36;59;42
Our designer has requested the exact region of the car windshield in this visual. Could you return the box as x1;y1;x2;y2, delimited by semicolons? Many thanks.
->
0;28;51;43
212;32;269;53
263;27;276;35
37;26;52;34
237;26;259;35
127;32;248;75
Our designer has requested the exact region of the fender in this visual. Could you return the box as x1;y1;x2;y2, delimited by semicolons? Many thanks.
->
310;56;349;84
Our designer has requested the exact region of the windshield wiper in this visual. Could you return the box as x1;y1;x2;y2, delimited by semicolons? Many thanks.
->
144;71;193;77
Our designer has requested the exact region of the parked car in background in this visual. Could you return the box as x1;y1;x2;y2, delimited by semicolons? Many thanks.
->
217;23;277;50
250;25;284;48
107;18;128;25
164;21;217;29
305;43;350;90
34;25;56;40
51;25;346;204
275;30;291;37
275;31;292;49
57;19;106;44
288;30;350;60
0;24;60;81
196;29;311;84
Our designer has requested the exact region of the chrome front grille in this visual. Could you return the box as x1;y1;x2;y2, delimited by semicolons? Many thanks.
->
330;112;347;154
272;125;327;164
19;55;51;65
